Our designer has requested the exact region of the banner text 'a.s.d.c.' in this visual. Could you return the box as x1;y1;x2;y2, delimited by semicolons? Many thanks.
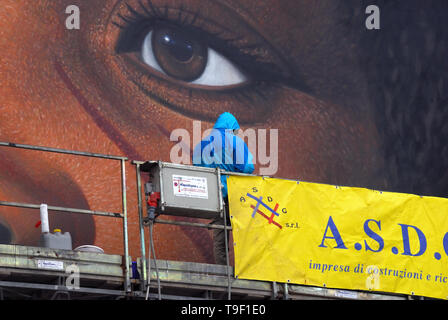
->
228;176;448;299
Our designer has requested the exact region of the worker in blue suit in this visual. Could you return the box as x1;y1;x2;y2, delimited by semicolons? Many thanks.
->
193;112;254;264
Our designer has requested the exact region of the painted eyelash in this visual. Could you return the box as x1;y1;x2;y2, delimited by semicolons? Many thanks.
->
113;0;240;48
113;1;198;29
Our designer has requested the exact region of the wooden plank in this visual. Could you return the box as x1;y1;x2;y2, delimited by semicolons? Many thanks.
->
142;258;407;300
0;244;124;279
0;244;122;264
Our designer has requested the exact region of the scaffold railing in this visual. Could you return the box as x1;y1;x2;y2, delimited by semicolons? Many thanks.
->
0;141;131;293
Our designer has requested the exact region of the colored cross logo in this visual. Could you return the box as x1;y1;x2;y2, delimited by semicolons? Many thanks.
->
246;193;282;229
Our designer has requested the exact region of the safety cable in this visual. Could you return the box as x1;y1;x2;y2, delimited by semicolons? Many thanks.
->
145;221;162;300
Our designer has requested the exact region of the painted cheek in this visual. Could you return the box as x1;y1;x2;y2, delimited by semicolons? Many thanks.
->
246;89;382;187
0;152;95;247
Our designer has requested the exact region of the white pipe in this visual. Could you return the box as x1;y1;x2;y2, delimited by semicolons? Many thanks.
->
40;204;49;233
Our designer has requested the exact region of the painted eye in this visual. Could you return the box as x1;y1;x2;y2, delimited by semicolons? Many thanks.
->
141;25;247;87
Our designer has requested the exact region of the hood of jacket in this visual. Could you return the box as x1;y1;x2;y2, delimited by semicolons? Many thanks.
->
213;112;240;130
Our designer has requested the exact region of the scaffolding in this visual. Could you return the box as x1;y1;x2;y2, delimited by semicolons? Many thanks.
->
0;142;409;300
0;141;131;297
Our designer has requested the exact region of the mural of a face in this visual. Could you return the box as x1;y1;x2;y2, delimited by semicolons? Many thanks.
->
0;0;447;262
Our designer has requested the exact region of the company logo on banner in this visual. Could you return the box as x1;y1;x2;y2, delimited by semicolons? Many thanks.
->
227;176;448;300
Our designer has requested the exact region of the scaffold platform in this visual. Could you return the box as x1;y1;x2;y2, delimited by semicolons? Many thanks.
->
0;142;415;300
0;244;406;300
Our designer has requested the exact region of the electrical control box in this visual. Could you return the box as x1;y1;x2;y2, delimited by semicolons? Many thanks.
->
141;161;224;219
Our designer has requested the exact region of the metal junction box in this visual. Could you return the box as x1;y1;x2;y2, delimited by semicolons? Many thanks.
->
142;161;223;220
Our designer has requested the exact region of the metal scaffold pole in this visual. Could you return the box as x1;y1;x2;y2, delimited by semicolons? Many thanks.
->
121;159;131;293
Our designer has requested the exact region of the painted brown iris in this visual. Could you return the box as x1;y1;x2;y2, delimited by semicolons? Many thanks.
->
151;25;208;82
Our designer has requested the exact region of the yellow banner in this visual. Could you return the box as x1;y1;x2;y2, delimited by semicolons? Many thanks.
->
228;176;448;299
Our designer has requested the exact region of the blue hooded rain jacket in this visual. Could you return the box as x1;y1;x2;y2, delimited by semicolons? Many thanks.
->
193;112;254;198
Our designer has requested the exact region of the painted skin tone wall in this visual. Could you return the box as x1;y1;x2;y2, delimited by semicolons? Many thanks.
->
0;0;445;263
